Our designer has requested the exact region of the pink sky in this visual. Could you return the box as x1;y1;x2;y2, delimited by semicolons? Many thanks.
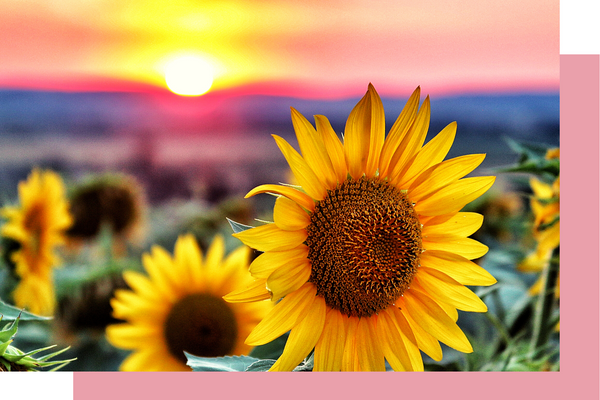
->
0;0;559;97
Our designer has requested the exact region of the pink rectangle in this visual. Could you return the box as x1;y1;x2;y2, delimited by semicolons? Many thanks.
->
73;54;599;400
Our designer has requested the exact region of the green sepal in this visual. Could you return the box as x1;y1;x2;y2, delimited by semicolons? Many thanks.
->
227;218;254;234
0;317;19;343
0;339;12;355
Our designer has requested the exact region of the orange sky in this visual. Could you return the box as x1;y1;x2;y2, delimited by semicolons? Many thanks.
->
0;0;559;97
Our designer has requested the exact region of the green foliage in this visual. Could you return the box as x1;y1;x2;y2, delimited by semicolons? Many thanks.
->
0;315;75;371
500;138;559;177
0;298;52;321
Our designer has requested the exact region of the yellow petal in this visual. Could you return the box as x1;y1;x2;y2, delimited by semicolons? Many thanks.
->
414;176;496;216
410;279;459;322
341;316;360;371
291;107;337;188
344;84;385;179
141;251;178;303
223;279;271;303
273;134;326;200
249;245;308;279
530;177;554;198
269;295;327;371
12;275;55;316
422;212;484;239
173;235;204;290
105;323;162;350
414;269;488;312
420;250;496;286
245;184;315;212
204;234;225;272
121;271;163;302
315;115;348;183
274;196;311;231
365;84;386;177
396;121;457;188
397;301;443;361
408;153;486;201
436;300;459;322
110;290;167;322
218;245;251;285
233;223;307;252
119;350;163;371
379;86;421;177
387;306;424;370
422;237;489;260
537;221;560;252
245;282;316;346
314;308;347;371
355;316;385;371
387;96;430;183
377;309;412;371
266;258;311;300
403;290;473;353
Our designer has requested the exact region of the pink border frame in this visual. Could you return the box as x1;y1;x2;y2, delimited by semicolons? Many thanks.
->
71;55;599;400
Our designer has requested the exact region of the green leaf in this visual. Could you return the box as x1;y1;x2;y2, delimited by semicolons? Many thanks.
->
186;354;264;372
226;218;254;234
500;138;559;177
245;359;276;371
0;298;52;321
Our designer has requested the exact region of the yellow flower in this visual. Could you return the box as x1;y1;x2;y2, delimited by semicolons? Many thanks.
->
1;169;72;316
106;234;271;371
225;84;496;371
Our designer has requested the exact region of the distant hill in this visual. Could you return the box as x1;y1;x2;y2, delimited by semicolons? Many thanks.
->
0;89;558;138
0;88;558;204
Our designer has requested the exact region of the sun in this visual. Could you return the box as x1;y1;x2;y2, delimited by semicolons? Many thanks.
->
163;55;215;96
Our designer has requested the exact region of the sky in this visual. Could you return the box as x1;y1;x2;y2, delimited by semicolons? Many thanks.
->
0;0;559;98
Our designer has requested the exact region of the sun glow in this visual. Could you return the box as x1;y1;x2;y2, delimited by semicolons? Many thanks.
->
163;55;215;96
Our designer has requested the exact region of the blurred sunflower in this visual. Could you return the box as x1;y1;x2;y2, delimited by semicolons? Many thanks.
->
0;169;72;316
225;84;496;371
106;234;271;371
66;173;146;256
519;148;559;328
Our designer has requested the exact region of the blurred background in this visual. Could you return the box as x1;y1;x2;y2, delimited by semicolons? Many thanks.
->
0;0;560;371
0;0;559;204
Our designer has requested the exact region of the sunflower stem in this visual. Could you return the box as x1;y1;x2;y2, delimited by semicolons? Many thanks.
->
529;247;559;360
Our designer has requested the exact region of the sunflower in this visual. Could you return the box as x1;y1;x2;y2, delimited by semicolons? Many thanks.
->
65;173;146;257
106;234;271;371
225;84;496;371
1;169;72;316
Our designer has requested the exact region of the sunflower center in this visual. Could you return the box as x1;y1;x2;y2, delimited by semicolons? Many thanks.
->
163;293;238;363
23;203;46;270
306;176;422;318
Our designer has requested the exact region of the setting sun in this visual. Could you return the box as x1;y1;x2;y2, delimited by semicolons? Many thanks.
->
163;55;215;96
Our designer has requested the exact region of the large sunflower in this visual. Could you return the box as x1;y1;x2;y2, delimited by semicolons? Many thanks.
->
1;169;72;316
225;84;497;371
106;234;271;371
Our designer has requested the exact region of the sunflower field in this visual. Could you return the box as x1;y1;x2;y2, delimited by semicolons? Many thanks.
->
0;85;559;372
